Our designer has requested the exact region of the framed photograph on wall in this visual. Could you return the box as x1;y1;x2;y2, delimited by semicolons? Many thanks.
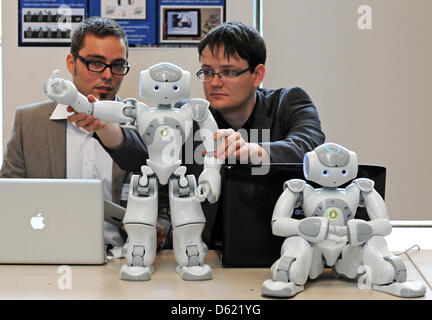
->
159;0;225;46
165;8;201;37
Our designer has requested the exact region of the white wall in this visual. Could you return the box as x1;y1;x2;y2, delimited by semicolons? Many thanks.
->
1;0;254;154
263;0;432;220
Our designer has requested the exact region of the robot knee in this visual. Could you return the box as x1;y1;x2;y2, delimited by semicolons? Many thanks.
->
169;175;206;227
123;175;158;226
280;236;311;256
363;237;406;284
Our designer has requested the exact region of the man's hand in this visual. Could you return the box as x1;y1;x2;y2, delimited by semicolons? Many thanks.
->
214;129;270;164
66;94;124;149
66;95;105;132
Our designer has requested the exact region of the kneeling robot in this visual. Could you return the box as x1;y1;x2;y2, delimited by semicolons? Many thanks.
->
262;143;426;298
45;62;221;281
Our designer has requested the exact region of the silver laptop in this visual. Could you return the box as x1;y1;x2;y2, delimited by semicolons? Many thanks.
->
0;178;105;264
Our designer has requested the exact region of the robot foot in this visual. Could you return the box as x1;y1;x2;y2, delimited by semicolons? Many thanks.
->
176;264;212;281
261;279;304;298
120;264;153;281
373;280;426;298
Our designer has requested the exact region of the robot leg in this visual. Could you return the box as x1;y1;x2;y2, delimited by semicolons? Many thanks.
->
333;244;363;279
362;236;426;297
169;167;212;281
262;236;312;298
309;244;325;280
120;167;158;281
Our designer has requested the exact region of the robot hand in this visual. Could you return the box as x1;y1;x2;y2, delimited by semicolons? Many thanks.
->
347;219;373;246
197;168;221;204
195;182;210;202
44;69;93;114
297;216;329;243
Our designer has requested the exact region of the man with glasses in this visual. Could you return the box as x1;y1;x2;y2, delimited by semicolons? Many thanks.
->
0;17;132;248
195;22;325;164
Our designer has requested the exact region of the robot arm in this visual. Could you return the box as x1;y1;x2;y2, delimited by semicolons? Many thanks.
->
44;70;136;124
185;98;222;204
272;180;329;243
347;178;392;246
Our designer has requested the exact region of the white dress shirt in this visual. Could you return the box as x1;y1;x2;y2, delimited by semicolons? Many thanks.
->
50;104;125;247
50;104;113;200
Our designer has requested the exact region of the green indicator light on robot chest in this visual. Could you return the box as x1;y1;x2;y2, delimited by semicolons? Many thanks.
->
328;209;339;220
159;127;170;138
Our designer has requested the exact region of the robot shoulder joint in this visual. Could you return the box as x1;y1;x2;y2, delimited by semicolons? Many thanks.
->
283;179;306;193
189;98;210;122
353;178;375;192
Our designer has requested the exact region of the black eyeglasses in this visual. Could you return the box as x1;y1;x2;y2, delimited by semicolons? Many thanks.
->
73;53;130;75
196;67;251;81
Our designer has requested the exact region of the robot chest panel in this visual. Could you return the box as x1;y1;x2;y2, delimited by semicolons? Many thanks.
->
311;198;354;226
140;116;188;146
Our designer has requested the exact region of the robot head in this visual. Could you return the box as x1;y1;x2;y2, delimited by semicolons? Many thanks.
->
139;62;191;106
303;143;358;187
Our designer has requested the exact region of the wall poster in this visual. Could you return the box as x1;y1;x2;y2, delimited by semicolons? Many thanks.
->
19;0;87;46
19;0;226;47
159;0;225;46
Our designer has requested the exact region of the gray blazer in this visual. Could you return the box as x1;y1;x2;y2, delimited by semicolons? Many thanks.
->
0;100;128;204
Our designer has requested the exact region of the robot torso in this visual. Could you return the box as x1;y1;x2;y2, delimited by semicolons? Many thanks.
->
302;183;361;265
135;103;194;184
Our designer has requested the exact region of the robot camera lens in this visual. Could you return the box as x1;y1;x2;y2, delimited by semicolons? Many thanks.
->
153;85;159;91
341;169;348;176
173;85;179;91
322;170;329;176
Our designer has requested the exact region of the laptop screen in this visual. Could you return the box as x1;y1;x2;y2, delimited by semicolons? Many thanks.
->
0;178;105;264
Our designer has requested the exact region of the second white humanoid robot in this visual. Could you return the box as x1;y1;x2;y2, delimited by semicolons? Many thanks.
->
262;143;426;298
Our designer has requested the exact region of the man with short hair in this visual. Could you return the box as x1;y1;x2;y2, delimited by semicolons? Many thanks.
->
0;16;131;247
196;22;324;164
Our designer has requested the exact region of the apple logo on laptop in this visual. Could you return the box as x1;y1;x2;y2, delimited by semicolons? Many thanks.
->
30;213;45;230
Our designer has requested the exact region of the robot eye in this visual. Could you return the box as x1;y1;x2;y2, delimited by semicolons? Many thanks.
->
341;169;348;176
172;85;179;92
322;170;329;176
153;84;160;91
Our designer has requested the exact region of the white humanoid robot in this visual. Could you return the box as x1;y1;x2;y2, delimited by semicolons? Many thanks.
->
44;62;221;281
262;143;426;298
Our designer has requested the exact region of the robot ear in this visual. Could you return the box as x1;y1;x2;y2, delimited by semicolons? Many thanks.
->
349;150;359;177
350;151;358;165
303;153;310;179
